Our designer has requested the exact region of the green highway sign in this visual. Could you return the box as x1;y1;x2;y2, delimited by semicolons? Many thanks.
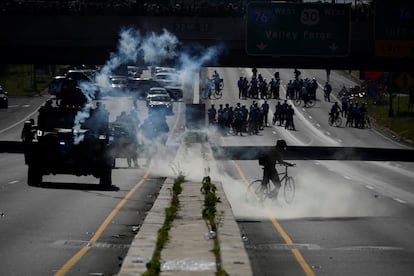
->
374;0;414;58
246;2;351;56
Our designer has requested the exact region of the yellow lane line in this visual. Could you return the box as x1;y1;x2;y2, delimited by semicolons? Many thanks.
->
231;160;315;276
168;102;182;140
55;169;151;276
57;88;181;275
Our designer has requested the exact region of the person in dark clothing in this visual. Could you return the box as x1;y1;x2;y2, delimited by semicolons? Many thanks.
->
330;102;342;125
21;118;36;164
237;77;243;98
285;105;296;131
324;81;332;102
258;139;295;199
261;100;269;126
208;104;217;124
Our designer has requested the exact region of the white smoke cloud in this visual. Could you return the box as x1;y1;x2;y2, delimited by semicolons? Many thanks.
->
72;27;224;144
140;28;179;64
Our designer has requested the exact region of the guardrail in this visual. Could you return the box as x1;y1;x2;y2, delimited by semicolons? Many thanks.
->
211;146;414;162
3;141;413;162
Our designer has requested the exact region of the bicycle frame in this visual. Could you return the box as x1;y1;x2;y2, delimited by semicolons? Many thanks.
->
246;164;295;204
278;164;290;182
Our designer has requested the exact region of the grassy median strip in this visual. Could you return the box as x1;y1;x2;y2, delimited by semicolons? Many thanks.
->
201;176;229;276
143;174;184;276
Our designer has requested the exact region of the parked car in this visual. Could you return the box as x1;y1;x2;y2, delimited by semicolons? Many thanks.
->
147;87;169;97
163;85;183;100
128;78;183;101
0;85;8;108
154;66;176;74
146;94;173;115
153;72;181;86
66;69;96;81
128;78;162;99
127;65;143;78
110;75;128;93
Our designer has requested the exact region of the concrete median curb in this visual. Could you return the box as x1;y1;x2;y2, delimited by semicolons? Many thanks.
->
118;176;252;275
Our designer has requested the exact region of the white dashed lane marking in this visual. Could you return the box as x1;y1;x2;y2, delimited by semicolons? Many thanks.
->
393;198;406;204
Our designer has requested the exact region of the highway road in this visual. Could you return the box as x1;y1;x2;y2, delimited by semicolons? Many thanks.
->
0;93;184;275
205;68;414;276
1;67;414;276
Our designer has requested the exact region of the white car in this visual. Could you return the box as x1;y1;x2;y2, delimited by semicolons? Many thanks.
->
153;72;181;86
110;76;128;91
147;87;169;97
155;66;176;74
146;94;173;115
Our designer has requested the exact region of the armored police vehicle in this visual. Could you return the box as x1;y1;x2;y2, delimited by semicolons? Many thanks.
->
24;77;114;189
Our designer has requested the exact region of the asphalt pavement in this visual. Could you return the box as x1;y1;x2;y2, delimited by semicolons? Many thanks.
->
118;140;253;275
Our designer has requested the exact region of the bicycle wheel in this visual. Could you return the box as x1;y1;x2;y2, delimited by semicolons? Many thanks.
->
334;117;342;127
219;79;224;90
328;116;334;126
208;88;220;100
246;180;266;203
201;89;209;100
283;176;295;204
293;98;301;106
307;98;316;107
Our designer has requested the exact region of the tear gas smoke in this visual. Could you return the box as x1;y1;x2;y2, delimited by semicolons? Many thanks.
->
72;27;223;144
213;160;394;221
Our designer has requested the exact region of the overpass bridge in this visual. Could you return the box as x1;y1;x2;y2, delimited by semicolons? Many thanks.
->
0;12;412;70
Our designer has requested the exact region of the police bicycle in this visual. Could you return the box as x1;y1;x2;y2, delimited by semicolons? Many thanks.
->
201;79;223;100
245;164;296;204
293;96;316;108
328;112;342;127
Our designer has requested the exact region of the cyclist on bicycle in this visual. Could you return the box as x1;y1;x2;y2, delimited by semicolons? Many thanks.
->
330;102;342;125
258;139;295;199
212;70;221;92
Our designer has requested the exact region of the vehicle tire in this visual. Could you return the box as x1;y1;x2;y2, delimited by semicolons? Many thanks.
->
293;98;301;106
169;90;180;100
246;180;266;203
99;164;112;189
27;165;42;186
283;176;295;204
219;79;224;90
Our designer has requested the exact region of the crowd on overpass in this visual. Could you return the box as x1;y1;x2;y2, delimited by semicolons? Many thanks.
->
1;0;373;20
0;0;244;16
